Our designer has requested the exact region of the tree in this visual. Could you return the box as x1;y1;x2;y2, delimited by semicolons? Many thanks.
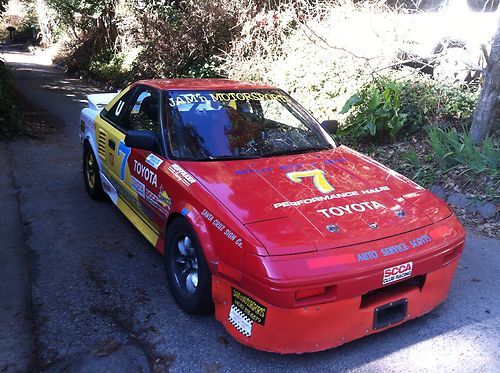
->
470;21;500;144
0;0;8;15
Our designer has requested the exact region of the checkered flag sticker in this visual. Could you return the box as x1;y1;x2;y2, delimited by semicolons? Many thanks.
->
228;305;253;337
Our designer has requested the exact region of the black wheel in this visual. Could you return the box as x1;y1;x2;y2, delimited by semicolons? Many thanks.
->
83;142;105;200
165;218;213;314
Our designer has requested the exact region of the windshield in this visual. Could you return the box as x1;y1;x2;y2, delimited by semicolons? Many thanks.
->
164;90;333;160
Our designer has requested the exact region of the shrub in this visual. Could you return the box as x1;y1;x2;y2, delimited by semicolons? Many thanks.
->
396;76;479;129
127;0;257;80
338;76;479;143
427;126;499;175
338;78;407;142
0;60;22;138
87;50;130;86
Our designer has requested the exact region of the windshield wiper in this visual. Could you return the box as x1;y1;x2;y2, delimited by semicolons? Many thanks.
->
261;146;329;157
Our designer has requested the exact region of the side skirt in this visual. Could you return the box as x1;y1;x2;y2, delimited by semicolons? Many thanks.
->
116;196;160;248
100;171;160;247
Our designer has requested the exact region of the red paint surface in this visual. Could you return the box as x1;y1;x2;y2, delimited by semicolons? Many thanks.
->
135;78;275;91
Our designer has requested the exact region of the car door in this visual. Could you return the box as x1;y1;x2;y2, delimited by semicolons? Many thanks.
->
98;85;165;231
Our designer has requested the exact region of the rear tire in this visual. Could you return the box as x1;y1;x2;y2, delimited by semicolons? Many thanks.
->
83;142;105;200
164;218;213;314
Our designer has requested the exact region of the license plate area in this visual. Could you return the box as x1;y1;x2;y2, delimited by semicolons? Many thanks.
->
373;298;407;330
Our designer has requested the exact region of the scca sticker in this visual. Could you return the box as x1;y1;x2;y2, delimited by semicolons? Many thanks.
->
383;261;413;285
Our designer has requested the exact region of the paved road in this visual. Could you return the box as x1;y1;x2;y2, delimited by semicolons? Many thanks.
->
1;48;499;372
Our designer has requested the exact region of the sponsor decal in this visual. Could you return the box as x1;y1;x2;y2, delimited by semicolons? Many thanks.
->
273;186;390;208
232;288;267;325
409;234;432;248
357;250;379;261
168;91;289;108
201;209;243;249
286;169;334;194
357;234;433;262
109;177;141;210
145;189;158;209
317;200;386;218
157;188;171;215
130;175;145;198
168;163;196;187
383;261;413;285
133;160;157;187
235;158;346;176
145;154;164;170
380;243;409;256
228;305;252;337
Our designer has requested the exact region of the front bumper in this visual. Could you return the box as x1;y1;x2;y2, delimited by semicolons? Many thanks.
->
212;216;465;353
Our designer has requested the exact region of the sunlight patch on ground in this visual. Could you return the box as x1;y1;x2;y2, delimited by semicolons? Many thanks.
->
1;50;52;66
362;319;499;372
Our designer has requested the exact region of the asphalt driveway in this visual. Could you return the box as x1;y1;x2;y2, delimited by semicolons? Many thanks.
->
0;48;499;372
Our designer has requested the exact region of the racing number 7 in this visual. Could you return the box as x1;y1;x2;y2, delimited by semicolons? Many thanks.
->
117;140;131;181
286;169;334;194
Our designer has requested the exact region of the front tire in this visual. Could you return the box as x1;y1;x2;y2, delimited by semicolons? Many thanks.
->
83;143;105;200
165;218;213;314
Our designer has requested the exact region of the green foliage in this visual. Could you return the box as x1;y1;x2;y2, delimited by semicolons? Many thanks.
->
46;0;116;30
339;79;407;142
184;58;222;78
339;76;479;144
87;50;130;86
129;1;244;80
427;126;499;175
0;60;23;138
401;147;437;187
396;76;478;129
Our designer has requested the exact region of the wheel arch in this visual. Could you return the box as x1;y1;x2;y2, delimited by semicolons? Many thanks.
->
164;204;218;270
82;134;104;171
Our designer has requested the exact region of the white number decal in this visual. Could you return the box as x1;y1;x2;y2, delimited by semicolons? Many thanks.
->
115;101;125;116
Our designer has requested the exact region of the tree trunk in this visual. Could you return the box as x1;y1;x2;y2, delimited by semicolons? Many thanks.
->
470;21;500;144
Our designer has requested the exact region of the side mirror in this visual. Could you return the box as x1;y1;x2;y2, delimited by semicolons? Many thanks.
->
321;120;339;135
125;130;157;151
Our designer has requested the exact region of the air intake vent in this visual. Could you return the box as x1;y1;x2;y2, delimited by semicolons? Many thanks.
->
97;129;107;159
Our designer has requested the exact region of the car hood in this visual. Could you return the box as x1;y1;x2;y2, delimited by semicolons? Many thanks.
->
181;146;435;255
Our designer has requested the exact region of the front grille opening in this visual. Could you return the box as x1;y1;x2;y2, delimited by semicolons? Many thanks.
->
360;275;426;309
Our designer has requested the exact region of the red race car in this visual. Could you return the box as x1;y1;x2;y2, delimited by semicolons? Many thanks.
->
80;79;465;353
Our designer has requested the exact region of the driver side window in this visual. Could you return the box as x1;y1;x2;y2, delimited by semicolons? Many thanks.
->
122;88;160;132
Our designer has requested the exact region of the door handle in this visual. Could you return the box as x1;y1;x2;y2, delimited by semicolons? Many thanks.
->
108;139;116;150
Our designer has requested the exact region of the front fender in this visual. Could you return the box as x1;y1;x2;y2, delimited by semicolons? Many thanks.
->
169;202;217;269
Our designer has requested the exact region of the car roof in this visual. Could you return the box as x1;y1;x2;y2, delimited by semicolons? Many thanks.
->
134;78;277;91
